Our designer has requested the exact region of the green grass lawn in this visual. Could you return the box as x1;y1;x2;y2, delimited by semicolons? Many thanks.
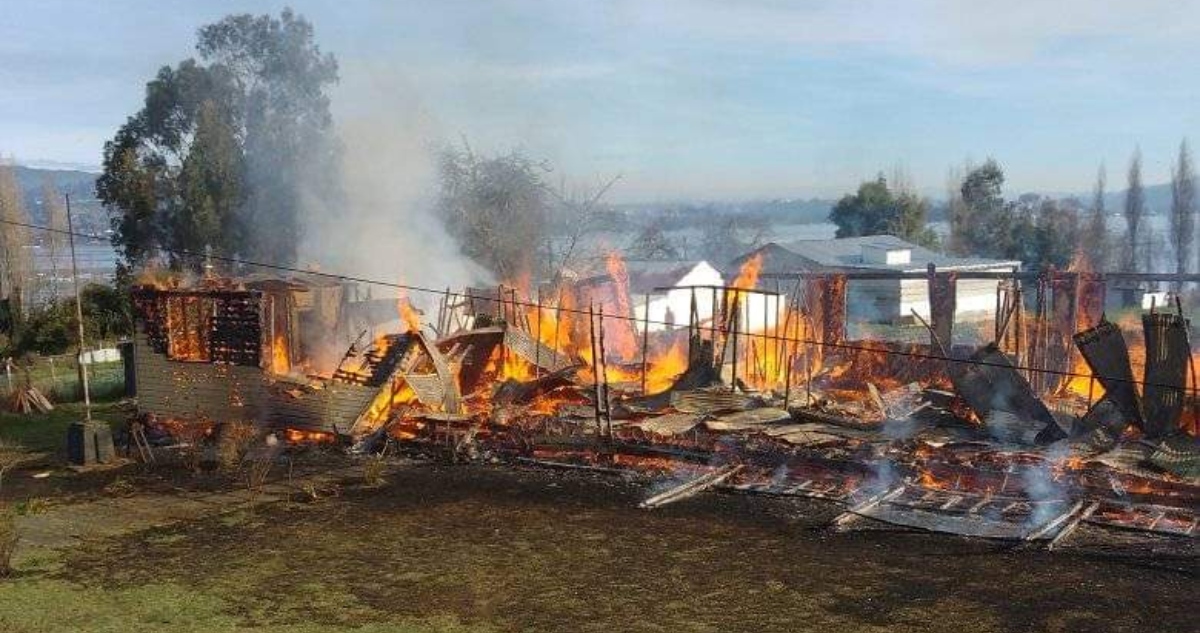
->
0;400;121;456
8;360;126;404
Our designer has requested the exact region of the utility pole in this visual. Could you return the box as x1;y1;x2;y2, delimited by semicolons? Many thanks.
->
65;194;91;420
64;194;112;465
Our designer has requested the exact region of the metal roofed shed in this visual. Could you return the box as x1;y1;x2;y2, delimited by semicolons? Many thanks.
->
732;235;1021;325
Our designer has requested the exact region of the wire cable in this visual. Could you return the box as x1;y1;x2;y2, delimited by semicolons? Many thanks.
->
3;217;1196;398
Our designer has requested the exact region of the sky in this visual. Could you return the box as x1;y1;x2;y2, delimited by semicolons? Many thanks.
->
2;0;1199;202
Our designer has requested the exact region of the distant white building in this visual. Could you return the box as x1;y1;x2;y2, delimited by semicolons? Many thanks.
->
733;235;1021;324
624;260;725;333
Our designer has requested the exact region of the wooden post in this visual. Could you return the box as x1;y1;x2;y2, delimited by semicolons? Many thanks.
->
804;312;814;405
510;288;520;328
48;356;58;395
688;287;698;362
440;286;451;336
597;306;612;440
783;350;793;409
730;294;739;392
762;291;769;381
588;303;603;439
553;288;563;358
535;287;543;378
711;288;719;344
1014;276;1024;371
641;292;650;394
994;276;1003;342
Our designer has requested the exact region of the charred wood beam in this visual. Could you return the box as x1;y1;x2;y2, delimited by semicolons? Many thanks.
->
521;436;713;463
639;464;744;509
805;275;846;346
1142;313;1190;439
1073;319;1142;429
948;343;1067;444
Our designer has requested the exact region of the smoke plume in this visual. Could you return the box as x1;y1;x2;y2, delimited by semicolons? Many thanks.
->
297;70;492;314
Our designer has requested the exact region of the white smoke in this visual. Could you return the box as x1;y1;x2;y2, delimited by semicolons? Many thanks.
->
297;67;492;314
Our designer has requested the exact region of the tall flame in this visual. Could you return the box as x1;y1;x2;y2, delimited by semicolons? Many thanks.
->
731;253;764;291
271;333;290;375
644;338;689;394
604;251;639;361
397;288;421;333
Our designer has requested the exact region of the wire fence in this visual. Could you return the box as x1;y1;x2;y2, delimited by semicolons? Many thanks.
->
3;216;1199;397
3;345;127;404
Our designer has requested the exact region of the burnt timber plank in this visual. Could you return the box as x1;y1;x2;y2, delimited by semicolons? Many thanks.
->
948;343;1066;444
1074;319;1142;429
1142;313;1189;439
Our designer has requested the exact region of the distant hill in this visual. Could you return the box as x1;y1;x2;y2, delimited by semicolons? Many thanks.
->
9;164;107;234
13;165;97;206
618;198;836;228
1099;182;1173;215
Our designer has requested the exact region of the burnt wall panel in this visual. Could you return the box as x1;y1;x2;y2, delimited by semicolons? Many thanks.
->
133;331;267;423
265;382;378;433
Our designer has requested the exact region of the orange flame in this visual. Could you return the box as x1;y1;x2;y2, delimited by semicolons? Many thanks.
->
644;338;688;394
604;251;639;361
731;253;764;291
283;428;335;444
482;345;537;384
397;288;421;333
271;333;290;375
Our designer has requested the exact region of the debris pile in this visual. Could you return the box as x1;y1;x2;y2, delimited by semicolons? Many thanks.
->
127;264;1200;548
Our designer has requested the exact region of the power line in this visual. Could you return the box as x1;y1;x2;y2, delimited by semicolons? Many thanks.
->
2;217;1196;397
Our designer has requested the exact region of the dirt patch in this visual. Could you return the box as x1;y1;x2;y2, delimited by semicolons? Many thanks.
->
50;463;1195;633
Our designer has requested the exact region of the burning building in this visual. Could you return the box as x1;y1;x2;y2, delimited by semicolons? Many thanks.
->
129;275;404;437
126;257;1198;548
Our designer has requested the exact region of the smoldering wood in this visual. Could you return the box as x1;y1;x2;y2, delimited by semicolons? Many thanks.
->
332;334;412;387
1074;319;1142;429
402;332;464;413
492;367;579;406
588;304;604;438
669;387;756;414
125;276;1200;548
1141;313;1190;438
948;343;1066;444
436;327;505;394
1078;396;1130;440
1076;273;1106;330
803;278;824;349
851;485;1078;540
596;307;614;440
820;275;847;345
1084;500;1199;537
638;464;744;509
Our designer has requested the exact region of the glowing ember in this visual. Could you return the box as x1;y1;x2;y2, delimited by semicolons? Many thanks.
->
283;428;335;444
